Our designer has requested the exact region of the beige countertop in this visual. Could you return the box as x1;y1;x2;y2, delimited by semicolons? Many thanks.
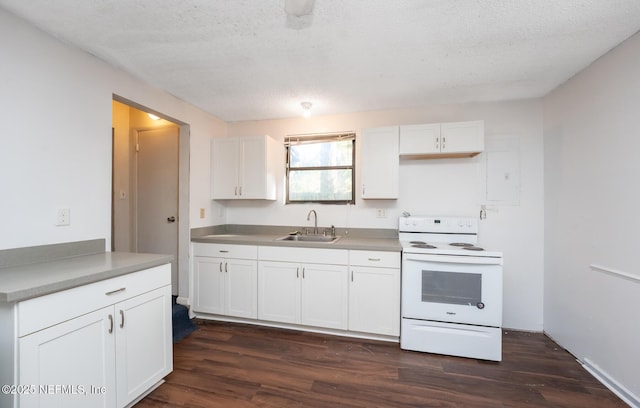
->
0;241;173;303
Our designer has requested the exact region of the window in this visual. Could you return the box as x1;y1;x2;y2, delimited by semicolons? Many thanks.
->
285;132;355;204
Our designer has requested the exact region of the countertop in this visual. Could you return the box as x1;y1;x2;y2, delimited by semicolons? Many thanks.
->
191;225;402;252
0;243;173;303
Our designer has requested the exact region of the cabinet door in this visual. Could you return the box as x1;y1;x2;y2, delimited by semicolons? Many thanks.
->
115;285;172;407
238;136;266;199
301;263;348;330
193;256;225;315
258;261;300;324
226;259;258;319
399;123;441;155
440;120;484;153
211;138;239;199
360;126;399;199
19;307;116;408
349;266;400;336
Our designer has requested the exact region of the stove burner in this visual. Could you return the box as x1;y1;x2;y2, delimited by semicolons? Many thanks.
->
410;241;427;245
450;242;473;247
411;244;437;249
463;246;484;251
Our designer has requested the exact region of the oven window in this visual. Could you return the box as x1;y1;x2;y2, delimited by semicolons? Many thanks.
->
421;270;481;306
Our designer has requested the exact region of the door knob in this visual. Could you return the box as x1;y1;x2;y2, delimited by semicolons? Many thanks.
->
167;216;176;223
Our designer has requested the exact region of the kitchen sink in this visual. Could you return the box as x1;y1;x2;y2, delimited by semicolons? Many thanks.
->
276;234;341;243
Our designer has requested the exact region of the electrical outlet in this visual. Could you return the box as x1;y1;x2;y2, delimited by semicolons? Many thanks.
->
376;209;387;218
200;208;205;219
56;208;70;226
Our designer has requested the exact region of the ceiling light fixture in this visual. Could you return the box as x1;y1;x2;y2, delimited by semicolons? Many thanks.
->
284;0;315;17
301;101;312;118
147;113;160;121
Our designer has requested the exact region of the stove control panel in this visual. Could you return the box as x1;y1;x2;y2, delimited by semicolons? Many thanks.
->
399;216;478;234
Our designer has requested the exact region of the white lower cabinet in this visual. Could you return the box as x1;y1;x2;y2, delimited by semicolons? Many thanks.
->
115;287;172;407
257;261;300;324
193;244;401;339
348;250;401;336
15;264;172;408
301;263;348;329
257;247;349;330
192;243;258;319
19;307;116;408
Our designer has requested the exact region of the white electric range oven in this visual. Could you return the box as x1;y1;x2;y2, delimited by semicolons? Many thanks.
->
399;216;503;361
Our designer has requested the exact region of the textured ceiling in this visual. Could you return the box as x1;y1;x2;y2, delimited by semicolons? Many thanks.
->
1;0;640;121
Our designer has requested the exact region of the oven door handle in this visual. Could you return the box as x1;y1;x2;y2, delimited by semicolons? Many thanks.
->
403;253;502;265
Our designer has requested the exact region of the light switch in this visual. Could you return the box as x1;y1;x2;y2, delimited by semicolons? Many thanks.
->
200;208;205;218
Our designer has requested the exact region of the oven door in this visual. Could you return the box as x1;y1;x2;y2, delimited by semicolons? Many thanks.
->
402;253;502;326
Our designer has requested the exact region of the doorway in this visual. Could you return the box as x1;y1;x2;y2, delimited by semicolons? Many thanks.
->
112;97;189;297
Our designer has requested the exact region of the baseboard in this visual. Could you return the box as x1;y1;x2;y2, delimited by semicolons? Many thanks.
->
176;296;189;306
582;358;639;408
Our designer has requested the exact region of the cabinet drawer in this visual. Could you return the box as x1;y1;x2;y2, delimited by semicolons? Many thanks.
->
193;243;257;259
349;250;400;268
258;246;348;264
17;264;171;337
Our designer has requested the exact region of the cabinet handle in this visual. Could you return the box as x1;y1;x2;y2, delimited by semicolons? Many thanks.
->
108;314;114;334
235;186;238;196
225;262;228;273
436;137;439;150
302;267;305;279
120;310;125;329
239;186;242;196
296;267;299;278
351;271;354;282
362;185;365;195
219;250;229;253
105;287;126;296
219;262;223;272
442;136;446;149
368;258;381;262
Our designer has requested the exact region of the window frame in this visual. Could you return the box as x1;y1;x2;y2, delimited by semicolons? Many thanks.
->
285;132;356;205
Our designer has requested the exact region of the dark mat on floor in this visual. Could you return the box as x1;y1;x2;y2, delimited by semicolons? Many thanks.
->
172;296;197;343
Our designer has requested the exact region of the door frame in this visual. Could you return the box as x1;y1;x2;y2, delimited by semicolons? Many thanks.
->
112;95;190;300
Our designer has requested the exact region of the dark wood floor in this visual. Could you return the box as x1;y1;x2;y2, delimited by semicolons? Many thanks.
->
137;320;626;407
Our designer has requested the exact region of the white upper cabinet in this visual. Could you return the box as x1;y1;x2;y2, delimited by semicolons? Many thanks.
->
400;120;484;158
211;135;279;200
399;123;441;156
360;126;399;199
440;120;484;154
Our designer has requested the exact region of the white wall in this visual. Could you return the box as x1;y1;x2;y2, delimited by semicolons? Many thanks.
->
225;100;545;331
543;32;640;404
0;9;226;298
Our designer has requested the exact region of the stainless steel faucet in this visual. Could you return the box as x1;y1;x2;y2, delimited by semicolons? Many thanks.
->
307;209;318;234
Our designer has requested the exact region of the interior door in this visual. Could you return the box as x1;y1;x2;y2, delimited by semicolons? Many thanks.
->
136;128;179;292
